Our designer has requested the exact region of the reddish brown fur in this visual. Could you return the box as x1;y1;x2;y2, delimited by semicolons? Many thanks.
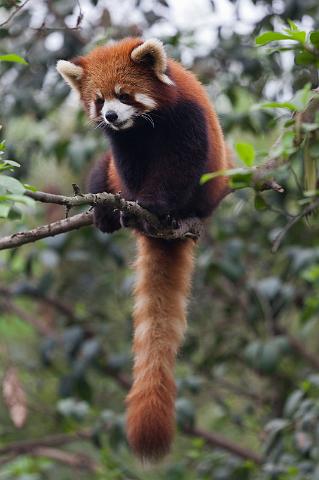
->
126;236;194;460
74;38;177;113
60;37;233;461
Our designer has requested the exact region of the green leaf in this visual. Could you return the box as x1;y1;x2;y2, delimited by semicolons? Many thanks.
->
0;159;21;171
0;53;28;64
235;142;255;167
260;101;298;111
23;183;37;192
7;205;22;220
295;50;317;66
256;32;292;46
283;29;306;44
287;19;299;31
229;172;253;189
200;167;253;185
0;203;10;218
284;390;304;417
0;194;34;206
291;83;313;111
310;31;319;48
0;175;25;194
254;194;268;210
2;160;20;168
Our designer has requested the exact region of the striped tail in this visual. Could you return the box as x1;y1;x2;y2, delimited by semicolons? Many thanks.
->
126;235;195;461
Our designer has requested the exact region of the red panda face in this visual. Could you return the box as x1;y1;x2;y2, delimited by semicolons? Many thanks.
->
57;38;177;131
89;83;158;131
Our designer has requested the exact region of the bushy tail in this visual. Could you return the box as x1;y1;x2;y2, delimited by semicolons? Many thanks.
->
126;235;195;461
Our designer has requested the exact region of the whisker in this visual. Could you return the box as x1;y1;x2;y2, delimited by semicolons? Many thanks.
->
87;116;103;128
95;120;105;130
141;113;155;128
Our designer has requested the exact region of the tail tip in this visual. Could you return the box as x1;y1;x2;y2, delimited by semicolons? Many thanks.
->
128;428;173;463
127;410;174;462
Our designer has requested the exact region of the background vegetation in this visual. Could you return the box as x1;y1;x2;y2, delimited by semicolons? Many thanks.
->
0;0;319;478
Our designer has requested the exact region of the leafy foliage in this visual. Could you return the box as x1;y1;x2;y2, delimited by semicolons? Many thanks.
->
0;1;319;480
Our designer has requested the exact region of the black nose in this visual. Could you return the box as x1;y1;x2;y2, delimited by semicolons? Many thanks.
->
104;110;118;123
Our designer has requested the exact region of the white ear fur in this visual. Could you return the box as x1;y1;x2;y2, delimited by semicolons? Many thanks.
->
56;60;84;92
131;39;174;86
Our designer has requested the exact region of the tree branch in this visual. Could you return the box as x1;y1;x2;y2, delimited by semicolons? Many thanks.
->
0;285;79;323
0;135;291;253
0;0;31;28
272;197;319;252
30;447;98;472
0;211;93;251
0;296;52;335
0;190;204;251
0;431;90;457
183;426;263;464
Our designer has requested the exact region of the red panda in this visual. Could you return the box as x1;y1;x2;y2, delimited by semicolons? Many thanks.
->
57;37;232;461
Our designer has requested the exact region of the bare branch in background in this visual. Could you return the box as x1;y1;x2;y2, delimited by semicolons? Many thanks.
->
0;295;53;334
0;0;31;28
0;432;99;471
30;447;98;472
184;426;263;464
272;198;319;252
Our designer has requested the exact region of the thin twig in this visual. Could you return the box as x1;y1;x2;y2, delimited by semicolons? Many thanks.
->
0;297;52;335
0;285;78;323
184;426;263;464
0;0;31;28
30;447;98;472
0;211;93;251
272;198;319;252
0;431;90;456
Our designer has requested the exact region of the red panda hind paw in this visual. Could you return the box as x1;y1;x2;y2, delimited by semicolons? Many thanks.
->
93;206;121;233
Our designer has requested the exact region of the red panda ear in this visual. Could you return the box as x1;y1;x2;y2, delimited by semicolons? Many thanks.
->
56;57;84;92
131;39;174;86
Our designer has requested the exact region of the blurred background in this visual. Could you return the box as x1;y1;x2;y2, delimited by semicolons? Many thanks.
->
0;0;319;479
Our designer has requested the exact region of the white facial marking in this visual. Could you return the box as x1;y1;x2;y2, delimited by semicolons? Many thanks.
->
101;98;136;130
158;73;175;86
134;93;157;110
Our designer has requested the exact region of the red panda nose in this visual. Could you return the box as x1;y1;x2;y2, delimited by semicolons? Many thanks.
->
104;110;118;123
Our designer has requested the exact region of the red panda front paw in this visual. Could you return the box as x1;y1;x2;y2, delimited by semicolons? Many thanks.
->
93;206;121;233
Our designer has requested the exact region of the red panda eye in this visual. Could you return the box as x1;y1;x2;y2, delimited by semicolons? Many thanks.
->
118;93;130;103
95;97;104;107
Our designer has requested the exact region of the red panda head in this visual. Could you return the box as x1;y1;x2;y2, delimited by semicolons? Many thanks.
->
57;38;176;131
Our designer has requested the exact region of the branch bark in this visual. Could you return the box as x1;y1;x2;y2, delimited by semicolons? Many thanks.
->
0;190;204;251
0;153;288;253
0;211;93;251
184;426;263;464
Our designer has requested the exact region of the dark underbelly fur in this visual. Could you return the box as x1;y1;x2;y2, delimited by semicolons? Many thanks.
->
106;99;213;219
